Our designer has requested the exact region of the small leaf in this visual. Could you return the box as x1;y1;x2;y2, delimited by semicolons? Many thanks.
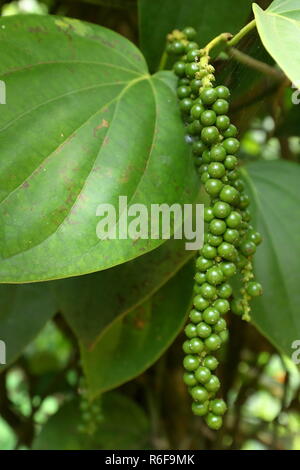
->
0;15;198;283
33;392;150;450
253;1;300;85
0;283;57;368
242;160;300;357
57;237;195;347
81;261;194;398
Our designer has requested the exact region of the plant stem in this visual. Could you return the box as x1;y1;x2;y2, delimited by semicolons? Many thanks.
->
228;47;284;80
158;49;168;71
203;32;232;54
227;19;256;47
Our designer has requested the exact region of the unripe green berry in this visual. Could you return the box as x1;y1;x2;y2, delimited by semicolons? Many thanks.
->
183;355;200;371
197;322;212;338
191;385;209;402
203;307;220;325
192;401;209;416
195;366;212;384
203;355;219;370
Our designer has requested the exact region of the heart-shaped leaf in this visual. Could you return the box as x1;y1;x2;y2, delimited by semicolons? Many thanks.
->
253;1;300;85
242;160;300;357
0;15;198;283
81;261;194;398
57;237;195;347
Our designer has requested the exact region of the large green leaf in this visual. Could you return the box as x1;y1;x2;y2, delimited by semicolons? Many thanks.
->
242;160;300;357
57;237;195;347
0;15;198;283
33;392;149;450
0;283;57;368
138;0;253;72
81;261;194;398
254;1;300;85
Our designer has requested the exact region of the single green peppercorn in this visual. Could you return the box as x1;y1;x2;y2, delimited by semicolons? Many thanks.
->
207;234;223;246
224;155;237;170
210;398;227;415
194;272;206;285
183;355;200;371
213;201;231;218
205;374;220;392
180;97;194;113
200;282;217;299
218;242;235;260
210;144;226;162
191;103;205;119
192;401;209;416
203;307;220;325
225;211;242;228
177;85;192;99
216;115;230;131
246;281;263;296
201;110;217;126
172;40;185;55
222;124;237;138
195;366;212;384
185;41;199;52
189;308;202;323
221;262;237;278
215;85;230;99
201;126;220;144
200;87;218;105
247;230;262;246
214;317;227;333
223;228;239;244
187;49;199;62
240;240;256;256
178;77;190;86
212;98;229;115
204;207;214;222
202;244;217;259
193;295;210;311
218;283;233;299
183;340;192;354
206;266;224;286
205;334;222;351
173;61;186;77
187;120;203;135
209;218;227;235
208;162;226;179
185;62;199;78
213;298;230;314
222;137;240;154
183;26;197;40
203;355;219;370
205;179;223;197
183;372;197;387
197;322;212;338
196;256;213;272
206;413;223;430
219;185;240;205
184;323;198;338
191;385;209;402
189;337;205;353
190;78;202;93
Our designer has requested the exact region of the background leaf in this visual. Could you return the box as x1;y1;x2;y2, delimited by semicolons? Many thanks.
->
56;237;195;347
254;1;300;85
81;261;194;398
242;160;300;357
0;14;198;283
0;283;57;368
138;0;253;72
33;392;150;450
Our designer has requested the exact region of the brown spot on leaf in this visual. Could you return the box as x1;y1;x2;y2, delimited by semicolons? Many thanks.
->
93;119;109;137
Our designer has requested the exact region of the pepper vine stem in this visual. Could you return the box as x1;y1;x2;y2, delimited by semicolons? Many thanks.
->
227;19;256;47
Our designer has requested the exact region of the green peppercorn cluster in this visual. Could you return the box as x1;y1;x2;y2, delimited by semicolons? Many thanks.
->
167;27;263;430
78;377;103;435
